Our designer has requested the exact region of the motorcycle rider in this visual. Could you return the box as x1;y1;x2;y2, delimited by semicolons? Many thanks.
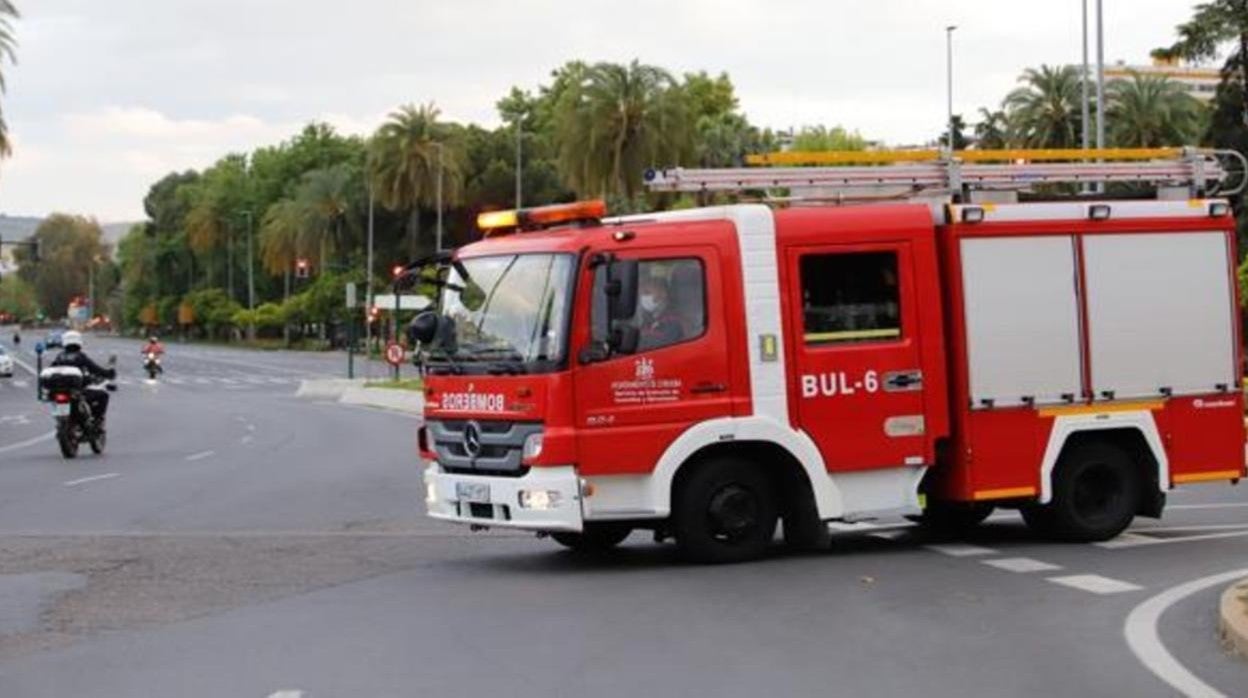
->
141;335;165;374
51;331;116;427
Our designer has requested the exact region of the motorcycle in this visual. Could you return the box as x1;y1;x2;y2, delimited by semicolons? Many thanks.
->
39;358;117;459
143;352;162;379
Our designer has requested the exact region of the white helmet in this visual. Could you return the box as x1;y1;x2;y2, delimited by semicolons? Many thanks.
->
61;330;83;349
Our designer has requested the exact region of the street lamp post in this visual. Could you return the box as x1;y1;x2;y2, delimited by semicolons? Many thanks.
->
515;119;523;209
365;180;375;380
1094;0;1106;192
435;142;444;252
1081;0;1091;151
243;210;255;341
946;25;957;153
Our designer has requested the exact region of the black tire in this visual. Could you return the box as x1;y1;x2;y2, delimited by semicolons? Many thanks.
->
1035;441;1140;542
781;485;830;553
550;524;632;553
89;429;106;455
912;500;995;533
56;422;78;460
674;457;778;564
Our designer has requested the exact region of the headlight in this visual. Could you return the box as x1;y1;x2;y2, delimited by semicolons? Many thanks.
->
517;489;562;510
522;432;544;460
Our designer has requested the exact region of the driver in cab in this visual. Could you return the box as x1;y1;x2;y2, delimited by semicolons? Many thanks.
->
637;277;684;350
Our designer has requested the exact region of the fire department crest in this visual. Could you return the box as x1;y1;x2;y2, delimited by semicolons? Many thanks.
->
634;357;655;381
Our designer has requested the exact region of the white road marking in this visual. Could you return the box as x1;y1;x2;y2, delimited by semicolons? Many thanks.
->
1167;502;1248;510
194;377;212;384
185;450;216;462
267;691;304;698
1132;523;1248;533
827;521;884;532
12;379;28;388
982;557;1062;573
1124;567;1248;698
63;472;120;487
240;435;253;445
165;377;185;385
10;355;37;376
1047;574;1142;595
924;543;997;557
1098;528;1248;549
0;431;54;455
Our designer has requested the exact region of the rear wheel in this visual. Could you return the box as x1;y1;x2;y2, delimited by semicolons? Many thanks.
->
89;428;106;455
550;524;632;554
56;420;78;460
1026;441;1139;542
675;457;777;564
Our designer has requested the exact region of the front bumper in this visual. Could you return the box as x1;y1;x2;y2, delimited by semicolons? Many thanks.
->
424;463;584;533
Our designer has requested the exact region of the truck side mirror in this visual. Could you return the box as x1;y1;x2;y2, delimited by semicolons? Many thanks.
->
609;324;640;355
606;258;639;323
407;311;439;345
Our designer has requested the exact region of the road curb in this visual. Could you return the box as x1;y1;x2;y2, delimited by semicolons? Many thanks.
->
295;378;365;399
1219;578;1248;660
338;386;424;415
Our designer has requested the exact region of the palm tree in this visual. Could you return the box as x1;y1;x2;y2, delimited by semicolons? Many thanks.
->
259;199;303;293
552;60;692;202
0;1;20;157
296;164;358;273
1003;65;1085;148
184;195;227;286
973;108;1009;149
367;103;463;257
1107;72;1204;147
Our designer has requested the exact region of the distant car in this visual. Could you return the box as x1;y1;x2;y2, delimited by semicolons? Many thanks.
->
0;346;13;377
44;331;63;349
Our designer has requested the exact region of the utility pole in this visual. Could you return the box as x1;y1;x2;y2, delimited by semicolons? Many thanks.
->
435;142;445;252
244;209;255;341
365;181;375;380
1095;0;1106;192
1081;0;1091;151
515;119;523;208
946;25;957;153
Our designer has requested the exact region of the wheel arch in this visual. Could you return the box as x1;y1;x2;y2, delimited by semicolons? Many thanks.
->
647;417;844;520
1039;412;1168;510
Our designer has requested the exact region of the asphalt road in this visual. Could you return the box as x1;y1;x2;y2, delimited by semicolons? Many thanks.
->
0;331;1246;697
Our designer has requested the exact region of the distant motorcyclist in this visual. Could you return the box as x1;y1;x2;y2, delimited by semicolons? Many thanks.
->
51;331;116;425
141;336;165;357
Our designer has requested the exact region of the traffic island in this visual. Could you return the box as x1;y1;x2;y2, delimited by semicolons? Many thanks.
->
1220;578;1248;660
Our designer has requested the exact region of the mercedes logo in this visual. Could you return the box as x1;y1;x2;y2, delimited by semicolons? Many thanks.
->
463;421;483;459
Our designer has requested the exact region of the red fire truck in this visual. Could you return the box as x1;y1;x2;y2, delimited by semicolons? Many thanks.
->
412;148;1248;563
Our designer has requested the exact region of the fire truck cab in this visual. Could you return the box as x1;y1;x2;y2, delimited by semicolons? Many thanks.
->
417;152;1247;563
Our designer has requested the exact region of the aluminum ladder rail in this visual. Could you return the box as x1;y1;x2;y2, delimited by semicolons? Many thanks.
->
643;148;1247;198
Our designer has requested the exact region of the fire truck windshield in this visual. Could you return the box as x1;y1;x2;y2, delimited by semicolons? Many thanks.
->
429;253;574;374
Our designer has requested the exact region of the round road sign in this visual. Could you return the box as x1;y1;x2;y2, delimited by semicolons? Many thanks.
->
385;342;406;366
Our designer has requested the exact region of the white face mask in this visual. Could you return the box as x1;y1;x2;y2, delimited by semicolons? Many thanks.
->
640;294;660;313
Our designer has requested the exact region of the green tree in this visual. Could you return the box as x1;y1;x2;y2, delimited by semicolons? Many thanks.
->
0;1;18;157
1107;72;1204;147
295;164;359;272
368;103;465;257
15;214;108;319
973;108;1009;149
789;125;869;151
552;60;693;204
1003;65;1085;148
0;273;36;320
1156;1;1248;127
937;114;971;150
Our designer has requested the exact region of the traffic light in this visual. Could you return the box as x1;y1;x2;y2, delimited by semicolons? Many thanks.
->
367;305;381;324
295;258;310;279
391;264;405;279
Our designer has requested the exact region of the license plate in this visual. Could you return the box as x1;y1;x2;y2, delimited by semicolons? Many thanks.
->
50;403;70;417
455;482;491;503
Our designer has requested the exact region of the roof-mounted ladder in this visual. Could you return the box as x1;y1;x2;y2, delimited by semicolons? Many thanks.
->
643;147;1247;201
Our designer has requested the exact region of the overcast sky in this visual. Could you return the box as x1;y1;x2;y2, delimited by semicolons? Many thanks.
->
0;0;1203;221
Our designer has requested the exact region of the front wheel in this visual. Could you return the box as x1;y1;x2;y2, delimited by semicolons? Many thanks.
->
550;524;632;553
89;427;106;455
674;457;778;564
56;419;79;459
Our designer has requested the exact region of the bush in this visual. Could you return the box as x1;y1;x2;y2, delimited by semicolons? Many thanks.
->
184;288;242;339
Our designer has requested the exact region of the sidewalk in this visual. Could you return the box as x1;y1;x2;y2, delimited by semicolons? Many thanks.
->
1220;578;1248;659
297;378;423;415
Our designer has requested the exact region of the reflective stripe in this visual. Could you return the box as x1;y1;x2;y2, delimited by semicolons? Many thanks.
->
1173;469;1243;484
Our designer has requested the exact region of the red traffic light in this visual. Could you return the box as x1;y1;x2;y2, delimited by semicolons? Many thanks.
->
391;264;405;279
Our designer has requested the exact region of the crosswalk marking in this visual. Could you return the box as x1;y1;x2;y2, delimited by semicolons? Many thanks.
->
925;543;998;558
982;557;1062;573
1047;574;1142;595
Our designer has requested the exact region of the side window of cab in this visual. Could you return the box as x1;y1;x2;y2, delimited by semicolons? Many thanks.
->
591;257;707;353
